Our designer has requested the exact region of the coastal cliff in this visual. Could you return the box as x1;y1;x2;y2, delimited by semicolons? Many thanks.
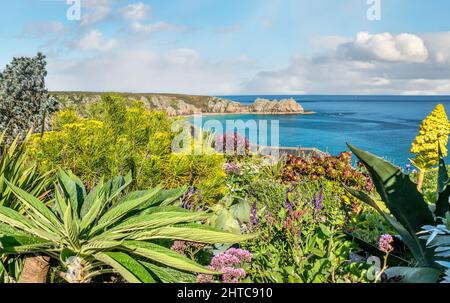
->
51;92;309;116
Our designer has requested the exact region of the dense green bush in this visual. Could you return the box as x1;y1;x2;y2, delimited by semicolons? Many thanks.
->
29;95;227;203
0;53;58;143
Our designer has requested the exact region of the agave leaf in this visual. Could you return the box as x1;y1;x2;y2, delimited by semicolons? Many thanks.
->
95;252;155;283
421;234;450;248
79;191;106;233
158;186;189;207
57;169;86;218
91;187;161;235
0;241;55;254
130;225;257;244
102;173;132;203
344;186;427;263
0;206;34;231
0;207;58;241
122;241;218;275
5;180;63;230
63;204;80;250
384;267;441;283
108;211;211;234
437;144;449;193
79;179;104;218
54;185;68;219
436;145;450;217
140;261;196;283
80;240;122;254
0;222;41;240
347;144;435;266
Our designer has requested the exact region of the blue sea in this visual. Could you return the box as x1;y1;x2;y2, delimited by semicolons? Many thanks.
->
195;95;450;167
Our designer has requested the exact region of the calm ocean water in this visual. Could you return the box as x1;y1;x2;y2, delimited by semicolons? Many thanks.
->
196;95;450;166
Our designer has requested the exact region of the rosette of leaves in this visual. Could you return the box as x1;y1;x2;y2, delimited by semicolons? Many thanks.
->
0;170;255;283
345;144;450;283
420;212;450;283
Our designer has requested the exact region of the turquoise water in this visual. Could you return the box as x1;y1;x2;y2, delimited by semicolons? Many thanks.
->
195;95;450;166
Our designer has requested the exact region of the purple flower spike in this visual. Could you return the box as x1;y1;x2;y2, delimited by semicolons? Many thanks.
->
313;186;324;211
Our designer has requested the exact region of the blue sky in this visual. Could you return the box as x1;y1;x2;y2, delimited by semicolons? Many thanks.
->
1;0;450;94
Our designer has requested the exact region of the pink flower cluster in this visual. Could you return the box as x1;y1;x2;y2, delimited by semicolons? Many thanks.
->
224;162;242;175
171;241;187;256
171;241;206;256
197;248;252;284
378;234;394;253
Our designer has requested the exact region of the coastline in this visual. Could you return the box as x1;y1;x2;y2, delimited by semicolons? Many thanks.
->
180;110;316;118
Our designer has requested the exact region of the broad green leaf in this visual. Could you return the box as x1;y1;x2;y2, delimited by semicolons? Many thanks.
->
79;191;105;233
63;205;80;250
344;186;428;264
95;252;155;283
108;211;211;233
122;241;218;274
91;187;161;235
0;242;55;254
0;207;34;231
158;186;189;207
140;261;196;283
130;225;256;244
80;240;122;254
0;207;59;241
79;179;104;218
347;144;435;266
5;180;63;230
230;200;251;224
57;170;86;218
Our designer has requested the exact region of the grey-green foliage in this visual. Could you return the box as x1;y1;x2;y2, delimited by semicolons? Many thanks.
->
0;53;59;143
421;213;450;283
0;170;255;283
345;144;450;283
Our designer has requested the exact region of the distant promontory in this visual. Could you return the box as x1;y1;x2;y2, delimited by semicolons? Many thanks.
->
52;92;312;116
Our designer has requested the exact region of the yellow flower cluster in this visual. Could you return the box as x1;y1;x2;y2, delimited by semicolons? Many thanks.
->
410;104;450;169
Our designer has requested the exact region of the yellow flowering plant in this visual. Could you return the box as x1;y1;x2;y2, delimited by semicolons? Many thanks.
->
410;104;450;191
29;95;227;204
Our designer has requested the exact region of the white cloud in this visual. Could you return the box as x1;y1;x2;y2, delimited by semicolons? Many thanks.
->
120;2;151;21
73;30;118;51
80;0;114;27
242;32;450;94
47;49;248;94
45;29;450;95
338;32;429;63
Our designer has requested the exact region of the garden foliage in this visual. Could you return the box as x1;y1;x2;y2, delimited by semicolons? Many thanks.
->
30;95;227;204
0;53;58;143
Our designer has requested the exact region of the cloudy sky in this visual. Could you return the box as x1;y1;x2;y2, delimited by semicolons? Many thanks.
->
1;0;450;95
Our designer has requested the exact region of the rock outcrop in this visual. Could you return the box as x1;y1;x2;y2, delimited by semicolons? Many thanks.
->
52;93;308;116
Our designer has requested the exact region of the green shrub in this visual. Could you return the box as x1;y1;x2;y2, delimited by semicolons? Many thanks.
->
0;53;58;143
29;95;227;203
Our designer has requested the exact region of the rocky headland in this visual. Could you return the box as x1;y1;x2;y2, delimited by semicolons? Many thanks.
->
52;92;312;116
